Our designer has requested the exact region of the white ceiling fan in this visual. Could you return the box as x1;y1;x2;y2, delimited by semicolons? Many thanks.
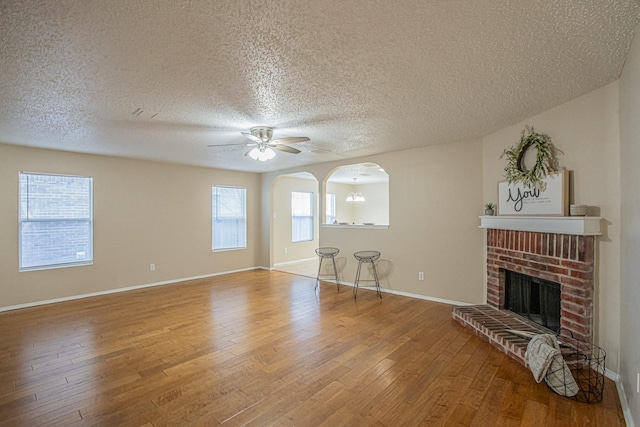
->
209;126;310;161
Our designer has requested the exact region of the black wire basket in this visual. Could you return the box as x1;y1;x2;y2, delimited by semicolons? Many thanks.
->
547;335;606;403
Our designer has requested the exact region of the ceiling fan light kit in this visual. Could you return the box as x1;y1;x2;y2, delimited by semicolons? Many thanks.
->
211;126;310;162
248;146;276;161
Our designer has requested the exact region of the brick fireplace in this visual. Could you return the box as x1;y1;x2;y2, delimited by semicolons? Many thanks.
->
453;217;599;366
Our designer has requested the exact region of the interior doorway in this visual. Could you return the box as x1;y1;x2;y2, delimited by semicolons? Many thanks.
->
271;172;319;279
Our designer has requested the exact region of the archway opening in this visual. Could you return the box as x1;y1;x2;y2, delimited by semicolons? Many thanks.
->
325;162;389;226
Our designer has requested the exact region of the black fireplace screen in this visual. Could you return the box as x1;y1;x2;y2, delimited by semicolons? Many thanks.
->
504;270;561;333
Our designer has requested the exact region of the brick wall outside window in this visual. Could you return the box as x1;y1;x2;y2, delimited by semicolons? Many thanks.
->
19;173;93;270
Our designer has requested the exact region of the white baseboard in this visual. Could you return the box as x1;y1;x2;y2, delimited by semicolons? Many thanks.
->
316;278;474;307
273;257;317;267
381;286;475;306
0;266;263;313
608;370;635;427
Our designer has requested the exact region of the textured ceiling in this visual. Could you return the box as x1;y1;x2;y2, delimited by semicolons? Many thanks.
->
1;0;639;173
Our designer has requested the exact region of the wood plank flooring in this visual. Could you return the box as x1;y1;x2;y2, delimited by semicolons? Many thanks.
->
274;258;318;279
0;270;625;426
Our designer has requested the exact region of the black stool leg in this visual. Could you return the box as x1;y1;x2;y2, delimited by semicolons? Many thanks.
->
331;256;340;291
371;260;382;299
353;260;362;298
314;257;324;291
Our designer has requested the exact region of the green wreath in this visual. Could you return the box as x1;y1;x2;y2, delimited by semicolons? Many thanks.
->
501;125;561;190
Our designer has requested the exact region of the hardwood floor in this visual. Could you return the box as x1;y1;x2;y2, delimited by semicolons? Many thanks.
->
274;258;318;279
0;270;625;426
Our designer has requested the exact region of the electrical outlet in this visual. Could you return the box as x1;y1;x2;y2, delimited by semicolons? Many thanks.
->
284;248;288;254
418;272;424;281
150;264;156;271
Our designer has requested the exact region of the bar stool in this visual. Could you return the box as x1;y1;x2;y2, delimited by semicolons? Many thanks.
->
314;247;341;292
353;251;382;299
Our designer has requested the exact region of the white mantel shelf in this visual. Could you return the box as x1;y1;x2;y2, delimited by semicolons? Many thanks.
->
479;216;602;236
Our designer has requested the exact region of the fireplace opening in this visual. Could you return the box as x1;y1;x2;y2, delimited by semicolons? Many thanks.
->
503;270;561;333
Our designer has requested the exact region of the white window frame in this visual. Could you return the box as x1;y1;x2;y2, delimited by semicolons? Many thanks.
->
212;185;247;251
291;191;314;243
325;193;336;224
19;171;94;271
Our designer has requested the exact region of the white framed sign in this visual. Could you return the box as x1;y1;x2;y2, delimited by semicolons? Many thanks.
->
498;170;568;216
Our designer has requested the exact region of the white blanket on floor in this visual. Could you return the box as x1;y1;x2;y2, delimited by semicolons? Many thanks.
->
525;334;559;382
525;334;578;397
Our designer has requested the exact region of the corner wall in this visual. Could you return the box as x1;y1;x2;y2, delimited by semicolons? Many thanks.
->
0;144;261;309
619;21;640;424
263;138;486;304
482;82;622;372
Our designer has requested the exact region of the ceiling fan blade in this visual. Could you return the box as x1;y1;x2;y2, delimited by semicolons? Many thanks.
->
274;144;301;154
271;136;310;144
207;142;255;147
241;132;263;144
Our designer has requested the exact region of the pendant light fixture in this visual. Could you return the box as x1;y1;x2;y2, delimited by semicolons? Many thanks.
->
346;178;365;202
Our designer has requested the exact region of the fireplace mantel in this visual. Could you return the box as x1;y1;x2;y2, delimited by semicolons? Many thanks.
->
479;215;601;236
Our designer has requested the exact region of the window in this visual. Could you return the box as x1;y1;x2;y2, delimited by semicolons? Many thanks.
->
291;191;313;242
19;172;93;271
212;186;247;251
325;193;336;224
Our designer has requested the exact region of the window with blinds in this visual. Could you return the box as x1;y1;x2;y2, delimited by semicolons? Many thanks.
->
325;193;336;224
291;191;313;242
212;186;247;251
19;172;93;271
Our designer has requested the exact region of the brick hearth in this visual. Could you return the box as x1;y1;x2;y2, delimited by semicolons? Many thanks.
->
453;228;596;366
453;305;553;365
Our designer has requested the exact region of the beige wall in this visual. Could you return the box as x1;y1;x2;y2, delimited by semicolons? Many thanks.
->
482;82;622;372
271;175;319;265
263;138;486;304
353;182;389;225
619;21;640;423
0;144;261;308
